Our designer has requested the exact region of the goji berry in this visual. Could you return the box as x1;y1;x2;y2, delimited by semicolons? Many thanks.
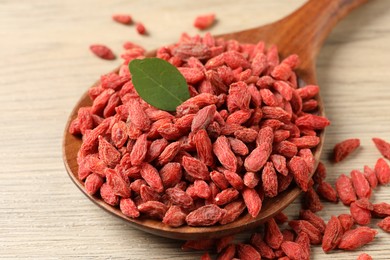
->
322;216;343;252
357;253;373;260
193;14;215;30
333;138;360;163
250;233;275;259
186;204;224;226
375;158;390;185
316;181;338;202
336;174;357;205
264;218;283;249
112;14;132;25
338;227;377;250
135;22;146;35
237;243;261;260
289;220;323;245
377;216;390;232
89;44;116;60
372;137;390;160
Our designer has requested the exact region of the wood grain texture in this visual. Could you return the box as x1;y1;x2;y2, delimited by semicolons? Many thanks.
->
1;0;390;259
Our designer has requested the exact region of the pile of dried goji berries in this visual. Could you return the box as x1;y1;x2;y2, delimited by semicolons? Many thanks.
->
76;11;390;259
189;138;390;260
70;32;329;229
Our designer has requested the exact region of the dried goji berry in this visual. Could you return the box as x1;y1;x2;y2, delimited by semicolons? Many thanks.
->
295;232;310;260
312;161;326;184
159;162;182;189
244;143;272;172
166;187;193;208
157;141;181;165
281;241;305;260
372;202;390;218
106;167;130;194
275;212;289;225
372;137;390;160
216;235;234;253
213;136;237;172
298;148;316;175
120;198;139;218
135;22;146;35
375;158;390;185
182;155;210;181
302;187;324;212
129;133;148;166
250;233;276;259
350;201;372;226
234;127;258;143
223;170;244;190
289;220;323;245
214;188;239;206
262;162;278;198
351;169;372;199
219;199;246;225
278;173;294;194
193;13;215;30
338;227;377;250
296;85;319;100
295;114;330;130
274;141;298;158
316;181;338;202
300;209;326;234
333;138;360;163
98;135;121;167
237;243;261;260
357;253;373;260
140;163;164;193
363;165;378;189
186;204;224;226
90;44;116;60
126;98;151;131
140;184;160;202
338;214;355;233
336;174;357;205
217;244;236;260
84;173;104;195
243;171;260;189
322;216;343;252
100;183;119;206
137;201;168;219
288;156;310;192
194;129;214;166
264;218;283;249
112;14;132;25
377;216;390;232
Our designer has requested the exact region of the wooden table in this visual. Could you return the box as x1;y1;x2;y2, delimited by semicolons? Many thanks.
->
1;0;390;259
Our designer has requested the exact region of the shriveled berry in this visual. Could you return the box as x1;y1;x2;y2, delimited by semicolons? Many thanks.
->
333;138;360;162
372;137;390;160
194;13;215;30
338;227;377;250
186;204;224;226
322;216;343;252
90;44;116;60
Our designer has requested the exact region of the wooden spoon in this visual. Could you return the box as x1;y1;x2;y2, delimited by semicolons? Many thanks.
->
63;0;367;240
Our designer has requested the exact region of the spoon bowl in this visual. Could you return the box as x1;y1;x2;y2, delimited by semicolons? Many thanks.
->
63;0;367;240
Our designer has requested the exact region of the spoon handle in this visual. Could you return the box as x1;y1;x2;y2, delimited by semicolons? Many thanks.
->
278;0;369;61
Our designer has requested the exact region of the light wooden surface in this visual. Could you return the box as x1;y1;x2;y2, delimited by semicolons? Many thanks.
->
1;0;390;259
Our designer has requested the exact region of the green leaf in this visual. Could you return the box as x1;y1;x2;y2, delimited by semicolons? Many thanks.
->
129;57;190;111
